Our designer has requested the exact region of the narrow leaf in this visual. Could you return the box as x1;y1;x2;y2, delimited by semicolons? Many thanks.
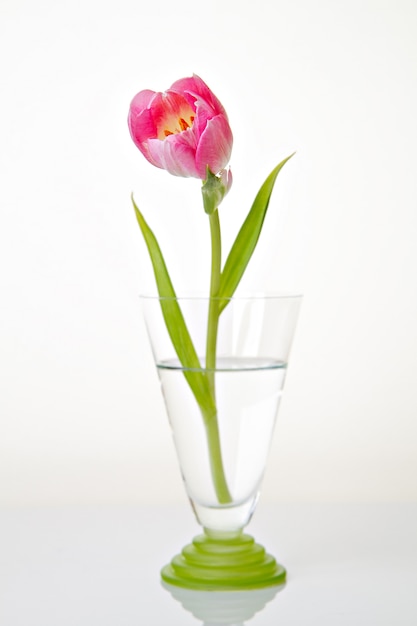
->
132;196;215;413
218;153;295;313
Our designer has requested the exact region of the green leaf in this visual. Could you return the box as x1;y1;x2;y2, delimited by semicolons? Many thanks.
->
218;153;295;313
132;196;215;413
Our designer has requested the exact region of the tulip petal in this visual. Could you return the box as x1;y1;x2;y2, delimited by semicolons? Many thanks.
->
128;106;158;162
147;132;199;177
128;90;160;157
171;74;226;117
219;167;233;195
129;89;156;116
195;115;233;178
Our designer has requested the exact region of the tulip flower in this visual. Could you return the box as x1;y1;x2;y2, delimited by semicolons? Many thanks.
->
128;74;233;180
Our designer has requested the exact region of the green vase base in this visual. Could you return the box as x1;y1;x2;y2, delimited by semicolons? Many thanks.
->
161;529;286;591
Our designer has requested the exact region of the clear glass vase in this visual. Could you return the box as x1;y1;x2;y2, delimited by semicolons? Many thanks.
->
141;294;301;590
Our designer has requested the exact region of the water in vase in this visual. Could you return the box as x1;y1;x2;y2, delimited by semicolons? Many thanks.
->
157;356;287;531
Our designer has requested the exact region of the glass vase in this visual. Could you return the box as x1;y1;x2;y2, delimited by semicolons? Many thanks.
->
141;294;302;590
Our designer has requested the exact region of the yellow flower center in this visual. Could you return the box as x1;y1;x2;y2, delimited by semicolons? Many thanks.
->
158;109;195;140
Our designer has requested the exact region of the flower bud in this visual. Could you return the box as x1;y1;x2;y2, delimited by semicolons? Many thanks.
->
128;75;233;179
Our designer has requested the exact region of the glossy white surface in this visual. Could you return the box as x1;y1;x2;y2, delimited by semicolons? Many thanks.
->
1;503;416;625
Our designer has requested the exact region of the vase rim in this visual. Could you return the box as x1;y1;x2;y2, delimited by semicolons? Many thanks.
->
139;292;303;301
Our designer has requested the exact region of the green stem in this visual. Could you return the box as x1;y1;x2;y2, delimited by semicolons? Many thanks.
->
204;209;232;504
202;406;232;504
206;210;221;377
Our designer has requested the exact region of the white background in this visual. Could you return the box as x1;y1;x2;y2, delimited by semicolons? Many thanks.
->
1;0;416;508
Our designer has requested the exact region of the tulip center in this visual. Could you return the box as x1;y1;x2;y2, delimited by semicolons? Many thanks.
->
157;108;195;140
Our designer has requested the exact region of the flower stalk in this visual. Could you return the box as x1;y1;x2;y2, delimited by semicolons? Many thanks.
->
201;404;231;504
206;209;221;380
203;206;232;503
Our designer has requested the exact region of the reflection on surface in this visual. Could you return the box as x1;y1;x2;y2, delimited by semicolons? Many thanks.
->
162;581;284;625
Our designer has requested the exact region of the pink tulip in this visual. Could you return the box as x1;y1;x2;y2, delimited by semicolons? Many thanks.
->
128;75;233;180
